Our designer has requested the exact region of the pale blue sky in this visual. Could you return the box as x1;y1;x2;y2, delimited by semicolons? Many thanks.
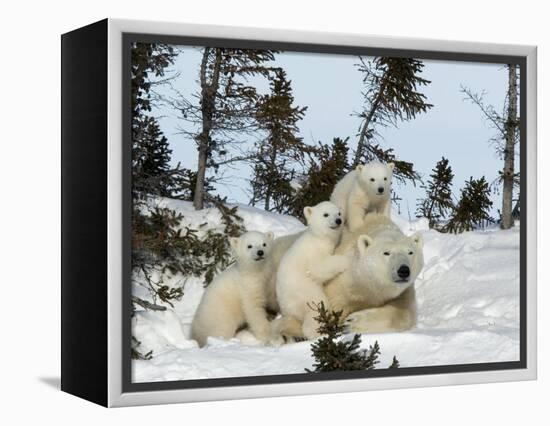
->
152;47;514;219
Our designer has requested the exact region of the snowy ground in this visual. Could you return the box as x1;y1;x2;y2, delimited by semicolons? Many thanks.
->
132;199;520;383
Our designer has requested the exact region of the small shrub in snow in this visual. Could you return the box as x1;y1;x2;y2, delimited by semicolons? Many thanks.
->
131;336;153;361
306;302;399;373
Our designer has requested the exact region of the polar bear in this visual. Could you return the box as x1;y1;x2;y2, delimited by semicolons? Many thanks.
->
275;201;351;340
263;232;303;314
330;162;394;231
324;213;424;333
191;231;279;347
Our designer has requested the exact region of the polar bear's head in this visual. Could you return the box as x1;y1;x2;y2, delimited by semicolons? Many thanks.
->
356;162;395;200
229;231;274;265
303;201;343;238
355;231;424;297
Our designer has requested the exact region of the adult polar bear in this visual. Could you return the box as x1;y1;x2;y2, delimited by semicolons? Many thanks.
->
331;162;394;231
326;213;424;333
272;213;424;337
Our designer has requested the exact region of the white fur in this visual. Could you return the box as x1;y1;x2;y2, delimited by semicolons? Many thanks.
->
191;231;279;347
325;213;424;333
264;232;302;313
330;161;395;231
275;201;350;340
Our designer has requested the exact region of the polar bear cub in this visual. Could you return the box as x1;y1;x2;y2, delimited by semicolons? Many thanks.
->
276;201;350;340
191;231;277;347
330;161;394;231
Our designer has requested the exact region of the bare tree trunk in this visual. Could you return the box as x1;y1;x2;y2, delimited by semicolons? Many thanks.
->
193;48;222;210
263;146;277;211
352;79;386;167
501;65;518;229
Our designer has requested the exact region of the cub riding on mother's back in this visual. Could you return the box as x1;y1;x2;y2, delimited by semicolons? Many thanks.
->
331;161;395;231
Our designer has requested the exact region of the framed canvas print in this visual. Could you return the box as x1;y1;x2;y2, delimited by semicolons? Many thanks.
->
61;18;537;407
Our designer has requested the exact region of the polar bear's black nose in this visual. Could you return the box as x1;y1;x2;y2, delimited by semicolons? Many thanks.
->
378;187;384;194
335;218;342;225
397;265;410;279
257;250;264;257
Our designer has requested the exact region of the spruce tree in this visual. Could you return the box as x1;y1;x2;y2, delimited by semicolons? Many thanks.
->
290;137;350;221
131;42;186;199
130;44;246;331
250;69;308;213
306;302;398;372
133;116;178;198
353;57;433;185
443;176;493;234
416;157;455;229
166;48;279;210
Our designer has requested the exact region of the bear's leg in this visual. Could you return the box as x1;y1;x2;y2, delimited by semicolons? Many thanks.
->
381;199;392;217
192;301;244;347
307;254;351;282
242;299;272;343
239;281;274;343
193;315;243;347
347;191;369;232
344;287;417;333
272;315;304;340
343;307;394;333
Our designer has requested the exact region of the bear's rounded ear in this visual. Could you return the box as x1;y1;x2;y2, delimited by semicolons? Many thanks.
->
229;237;240;252
357;234;374;255
411;232;423;248
387;162;395;172
266;231;274;241
303;206;313;222
356;164;364;173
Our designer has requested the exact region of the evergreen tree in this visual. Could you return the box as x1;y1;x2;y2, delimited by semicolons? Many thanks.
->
131;337;153;361
290;137;350;221
131;42;186;314
166;48;279;210
130;44;246;338
353;57;433;184
131;42;187;199
461;64;520;230
306;302;398;373
250;69;308;213
416;157;455;229
133;116;179;198
443;177;494;234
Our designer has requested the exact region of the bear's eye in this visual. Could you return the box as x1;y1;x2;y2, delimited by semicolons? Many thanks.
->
370;178;375;182
384;177;387;181
408;251;414;255
263;243;266;247
247;245;253;249
323;213;329;217
338;212;341;216
383;251;390;256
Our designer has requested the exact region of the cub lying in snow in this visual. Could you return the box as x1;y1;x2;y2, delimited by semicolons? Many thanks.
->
191;231;279;347
324;213;424;333
275;201;350;340
330;161;394;231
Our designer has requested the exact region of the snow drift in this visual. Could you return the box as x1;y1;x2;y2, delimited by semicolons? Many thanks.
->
132;199;520;383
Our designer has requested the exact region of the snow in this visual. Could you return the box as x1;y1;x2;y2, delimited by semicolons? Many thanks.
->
132;199;520;383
